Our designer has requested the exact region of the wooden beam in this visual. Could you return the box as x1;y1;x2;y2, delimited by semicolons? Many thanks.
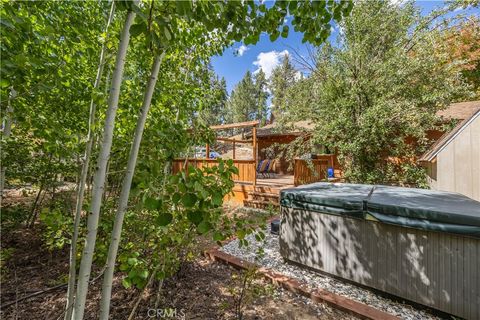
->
206;143;210;159
210;120;259;130
252;126;257;187
233;140;236;160
216;137;252;143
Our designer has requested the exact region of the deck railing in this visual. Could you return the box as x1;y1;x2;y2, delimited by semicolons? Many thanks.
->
294;159;329;186
172;159;256;184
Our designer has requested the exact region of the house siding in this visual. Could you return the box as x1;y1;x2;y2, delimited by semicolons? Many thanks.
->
432;114;480;201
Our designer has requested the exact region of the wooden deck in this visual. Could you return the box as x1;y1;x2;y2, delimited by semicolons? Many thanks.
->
173;158;330;207
257;174;294;188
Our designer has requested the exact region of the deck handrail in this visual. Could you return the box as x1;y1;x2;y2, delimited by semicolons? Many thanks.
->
294;159;329;186
172;158;256;184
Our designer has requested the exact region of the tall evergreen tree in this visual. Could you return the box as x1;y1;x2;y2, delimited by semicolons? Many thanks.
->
199;75;228;125
229;71;257;123
270;54;297;121
254;69;269;124
228;69;271;125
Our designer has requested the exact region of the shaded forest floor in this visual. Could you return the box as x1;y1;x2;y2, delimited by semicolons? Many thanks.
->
1;193;353;320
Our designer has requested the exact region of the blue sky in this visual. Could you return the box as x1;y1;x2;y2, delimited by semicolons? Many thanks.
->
211;1;479;94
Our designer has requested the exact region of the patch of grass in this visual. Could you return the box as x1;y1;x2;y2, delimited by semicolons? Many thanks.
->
1;204;31;231
47;273;69;287
0;247;15;276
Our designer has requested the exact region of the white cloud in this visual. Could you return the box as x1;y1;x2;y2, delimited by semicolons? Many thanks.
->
294;71;303;81
235;45;249;57
253;50;289;79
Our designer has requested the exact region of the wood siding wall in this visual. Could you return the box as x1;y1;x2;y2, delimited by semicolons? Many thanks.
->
172;159;256;184
293;159;329;186
432;115;480;201
280;207;480;319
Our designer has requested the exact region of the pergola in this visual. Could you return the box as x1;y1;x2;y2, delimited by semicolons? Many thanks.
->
208;120;259;162
173;120;260;186
173;119;330;202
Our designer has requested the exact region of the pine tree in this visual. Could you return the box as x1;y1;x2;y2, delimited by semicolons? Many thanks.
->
229;71;257;123
199;75;228;125
254;69;269;124
270;54;297;120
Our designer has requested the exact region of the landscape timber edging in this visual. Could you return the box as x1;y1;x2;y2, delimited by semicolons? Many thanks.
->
204;247;400;320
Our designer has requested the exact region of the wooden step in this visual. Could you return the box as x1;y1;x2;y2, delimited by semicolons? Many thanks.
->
243;199;280;210
247;191;280;202
253;186;281;194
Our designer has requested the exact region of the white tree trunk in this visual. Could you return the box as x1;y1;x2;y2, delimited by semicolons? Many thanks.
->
99;53;164;320
64;3;115;320
73;7;136;320
0;88;16;204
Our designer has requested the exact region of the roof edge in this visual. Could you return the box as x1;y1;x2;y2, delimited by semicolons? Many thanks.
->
419;110;480;162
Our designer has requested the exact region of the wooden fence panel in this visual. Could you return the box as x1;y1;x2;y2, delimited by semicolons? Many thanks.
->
294;159;328;186
172;159;256;184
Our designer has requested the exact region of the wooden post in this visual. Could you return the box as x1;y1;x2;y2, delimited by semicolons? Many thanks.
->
252;126;257;186
232;139;236;160
206;143;210;159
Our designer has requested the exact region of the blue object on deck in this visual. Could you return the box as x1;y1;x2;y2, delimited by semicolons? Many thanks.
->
327;167;334;178
256;160;264;172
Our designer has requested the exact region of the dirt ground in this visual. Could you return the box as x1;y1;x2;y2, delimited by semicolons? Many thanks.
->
1;219;354;320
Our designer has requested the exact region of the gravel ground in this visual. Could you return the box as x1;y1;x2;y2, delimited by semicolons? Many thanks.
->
220;225;444;320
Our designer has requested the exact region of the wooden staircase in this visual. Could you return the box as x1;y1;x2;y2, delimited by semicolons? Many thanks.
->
243;187;281;209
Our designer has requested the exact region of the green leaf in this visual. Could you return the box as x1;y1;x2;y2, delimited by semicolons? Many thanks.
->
288;1;298;12
122;277;132;289
0;18;15;30
139;270;149;279
333;5;342;21
144;197;161;210
170;174;180;184
182;193;197;208
157;212;173;226
197;221;211;234
213;231;225;242
133;277;147;288
163;26;172;41
0;78;10;89
172;193;181;204
176;0;191;16
194;181;204;193
269;30;280;42
236;229;246;240
127;257;138;265
234;33;242;42
211;193;223;206
187;210;203;225
128;269;137;278
130;23;145;37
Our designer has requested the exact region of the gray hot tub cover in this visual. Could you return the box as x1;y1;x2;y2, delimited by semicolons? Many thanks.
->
280;183;480;237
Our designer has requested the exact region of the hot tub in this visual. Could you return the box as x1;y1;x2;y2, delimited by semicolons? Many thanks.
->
279;183;480;319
